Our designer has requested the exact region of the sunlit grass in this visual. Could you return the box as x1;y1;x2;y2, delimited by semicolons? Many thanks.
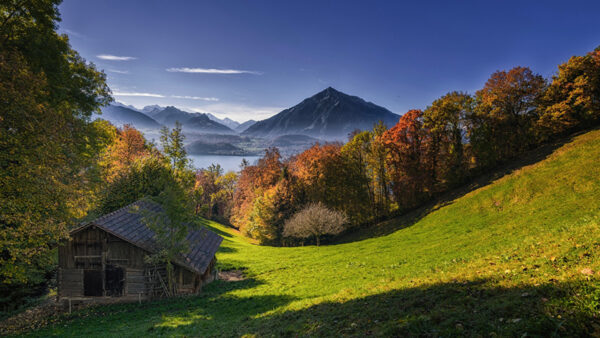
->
23;129;600;336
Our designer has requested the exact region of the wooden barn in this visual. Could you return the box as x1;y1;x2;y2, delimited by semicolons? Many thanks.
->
57;200;222;303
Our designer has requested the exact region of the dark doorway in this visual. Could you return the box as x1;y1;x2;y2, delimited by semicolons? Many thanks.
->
84;270;103;296
105;265;124;296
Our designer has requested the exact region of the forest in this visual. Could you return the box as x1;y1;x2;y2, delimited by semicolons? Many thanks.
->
1;0;600;317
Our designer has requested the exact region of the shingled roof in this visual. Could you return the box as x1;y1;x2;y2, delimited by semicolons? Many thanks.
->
73;200;222;275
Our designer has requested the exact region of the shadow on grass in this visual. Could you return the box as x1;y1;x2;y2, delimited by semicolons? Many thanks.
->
234;278;599;337
197;218;234;239
337;129;592;244
216;246;237;253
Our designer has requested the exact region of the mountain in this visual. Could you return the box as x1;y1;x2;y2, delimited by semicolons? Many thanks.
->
141;105;165;116
153;106;234;134
206;113;240;130
235;119;257;133
113;102;141;112
97;104;161;129
242;87;400;140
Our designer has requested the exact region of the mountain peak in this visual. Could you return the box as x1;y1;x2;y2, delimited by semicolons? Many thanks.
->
316;86;342;97
243;88;399;140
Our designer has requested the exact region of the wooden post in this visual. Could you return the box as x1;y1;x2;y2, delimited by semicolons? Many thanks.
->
101;233;107;296
68;299;72;314
138;293;141;304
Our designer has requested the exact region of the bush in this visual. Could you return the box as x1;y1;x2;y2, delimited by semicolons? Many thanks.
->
283;203;348;246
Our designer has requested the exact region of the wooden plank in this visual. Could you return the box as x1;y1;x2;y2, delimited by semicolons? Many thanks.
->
126;268;144;273
127;276;146;284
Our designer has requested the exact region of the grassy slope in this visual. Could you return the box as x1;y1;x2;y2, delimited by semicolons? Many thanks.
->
26;130;600;337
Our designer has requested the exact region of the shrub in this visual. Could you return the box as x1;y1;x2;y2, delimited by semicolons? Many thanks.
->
283;203;348;246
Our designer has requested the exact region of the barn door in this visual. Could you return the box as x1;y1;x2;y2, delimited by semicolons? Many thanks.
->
83;270;103;296
105;265;124;296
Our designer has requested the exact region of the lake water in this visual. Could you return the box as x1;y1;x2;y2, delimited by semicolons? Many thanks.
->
188;155;261;172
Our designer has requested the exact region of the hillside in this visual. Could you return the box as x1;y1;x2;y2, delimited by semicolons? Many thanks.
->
243;87;400;140
23;129;600;336
96;104;162;129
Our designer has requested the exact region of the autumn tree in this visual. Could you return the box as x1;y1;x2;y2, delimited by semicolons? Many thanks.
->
423;91;473;188
282;203;348;246
0;0;111;299
230;148;289;243
470;67;546;168
100;124;150;181
382;110;433;209
539;47;600;136
194;164;238;221
291;142;372;224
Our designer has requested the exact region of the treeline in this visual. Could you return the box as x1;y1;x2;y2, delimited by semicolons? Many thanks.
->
231;47;600;245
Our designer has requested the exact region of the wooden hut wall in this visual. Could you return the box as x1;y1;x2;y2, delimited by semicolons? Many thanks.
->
58;226;151;298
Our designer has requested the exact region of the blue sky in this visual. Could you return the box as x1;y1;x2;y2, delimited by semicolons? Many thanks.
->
59;0;600;122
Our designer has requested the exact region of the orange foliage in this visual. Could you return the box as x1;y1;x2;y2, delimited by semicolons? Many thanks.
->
382;109;433;208
102;124;149;181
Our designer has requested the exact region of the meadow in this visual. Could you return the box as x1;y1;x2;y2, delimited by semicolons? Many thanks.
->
23;129;600;336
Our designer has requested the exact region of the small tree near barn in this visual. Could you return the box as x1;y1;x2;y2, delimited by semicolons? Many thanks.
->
283;203;348;246
137;185;196;295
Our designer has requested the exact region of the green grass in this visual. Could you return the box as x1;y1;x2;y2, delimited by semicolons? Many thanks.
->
22;130;600;336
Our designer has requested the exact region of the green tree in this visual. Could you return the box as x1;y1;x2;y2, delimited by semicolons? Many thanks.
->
160;122;190;171
0;0;111;291
97;156;177;215
423;91;473;188
137;185;197;295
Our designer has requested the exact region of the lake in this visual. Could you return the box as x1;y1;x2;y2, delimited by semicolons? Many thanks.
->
188;155;262;172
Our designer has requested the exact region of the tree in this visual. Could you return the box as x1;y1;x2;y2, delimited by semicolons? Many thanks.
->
423;92;473;188
160;122;190;172
368;122;392;215
194;165;238;221
470;67;546;167
382;109;433;209
100;124;150;182
0;0;111;292
136;185;196;295
230;148;289;243
282;203;348;246
539;47;600;136
97;156;177;215
290;142;372;224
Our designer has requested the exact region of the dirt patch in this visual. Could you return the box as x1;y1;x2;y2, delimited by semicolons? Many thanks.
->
218;270;246;282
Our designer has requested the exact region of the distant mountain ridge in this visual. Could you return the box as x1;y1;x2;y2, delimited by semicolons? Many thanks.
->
242;87;399;140
151;106;235;134
97;104;161;129
206;113;240;130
